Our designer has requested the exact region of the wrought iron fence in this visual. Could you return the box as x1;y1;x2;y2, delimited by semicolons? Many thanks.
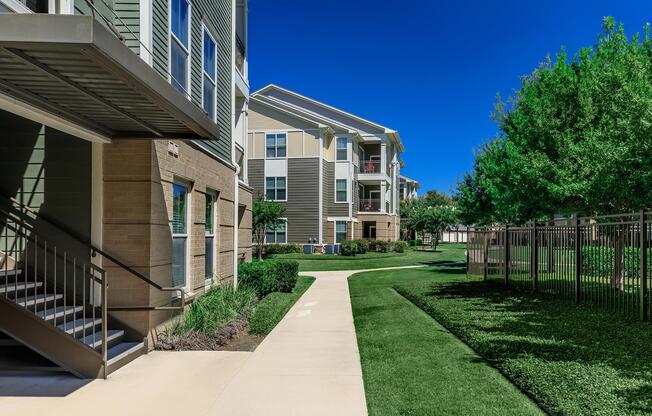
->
467;211;651;320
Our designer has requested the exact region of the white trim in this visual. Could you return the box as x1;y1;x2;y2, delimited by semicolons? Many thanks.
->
204;190;217;286
168;0;192;100
0;92;111;143
334;178;348;204
264;131;288;159
318;130;324;244
201;22;218;122
172;179;192;292
334;220;348;244
327;217;358;222
139;0;153;65
0;0;32;13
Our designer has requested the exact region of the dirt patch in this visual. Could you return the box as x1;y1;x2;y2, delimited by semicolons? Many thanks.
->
155;319;264;352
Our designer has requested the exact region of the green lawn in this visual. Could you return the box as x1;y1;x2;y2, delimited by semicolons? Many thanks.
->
271;243;466;272
248;275;315;335
398;278;652;416
349;264;543;416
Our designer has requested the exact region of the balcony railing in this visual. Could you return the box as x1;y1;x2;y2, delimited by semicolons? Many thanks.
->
360;159;381;174
359;199;381;212
235;34;246;74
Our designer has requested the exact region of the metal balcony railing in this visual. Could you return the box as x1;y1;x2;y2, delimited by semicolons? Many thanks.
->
360;159;381;174
359;198;381;212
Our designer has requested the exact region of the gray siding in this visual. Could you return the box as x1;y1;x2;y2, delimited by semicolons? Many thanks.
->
324;162;348;218
114;0;141;54
248;158;320;244
152;0;233;162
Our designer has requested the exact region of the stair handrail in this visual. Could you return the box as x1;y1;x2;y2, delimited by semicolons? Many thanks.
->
0;192;185;311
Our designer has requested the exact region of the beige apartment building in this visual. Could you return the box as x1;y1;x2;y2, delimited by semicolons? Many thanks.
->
248;85;405;247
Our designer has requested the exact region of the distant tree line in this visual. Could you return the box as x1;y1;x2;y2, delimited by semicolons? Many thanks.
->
455;17;652;225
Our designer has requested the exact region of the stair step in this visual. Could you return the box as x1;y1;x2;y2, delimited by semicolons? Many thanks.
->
0;269;23;278
57;318;102;337
106;341;146;375
80;329;124;349
15;293;63;308
37;305;84;323
0;280;40;294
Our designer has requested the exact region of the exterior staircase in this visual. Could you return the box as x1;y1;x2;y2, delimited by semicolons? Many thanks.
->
0;200;150;378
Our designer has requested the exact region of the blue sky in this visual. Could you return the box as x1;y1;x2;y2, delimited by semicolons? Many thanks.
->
248;0;650;195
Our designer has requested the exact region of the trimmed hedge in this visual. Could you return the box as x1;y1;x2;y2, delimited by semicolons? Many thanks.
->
369;240;390;253
265;243;303;255
580;246;652;279
238;259;299;298
393;241;408;253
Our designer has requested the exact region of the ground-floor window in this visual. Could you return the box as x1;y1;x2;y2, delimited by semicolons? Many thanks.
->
205;191;216;283
266;219;287;244
335;221;347;243
172;182;190;288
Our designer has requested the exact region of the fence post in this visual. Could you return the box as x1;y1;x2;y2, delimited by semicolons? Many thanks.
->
532;222;538;291
483;232;489;281
504;224;510;286
640;210;648;321
575;216;581;304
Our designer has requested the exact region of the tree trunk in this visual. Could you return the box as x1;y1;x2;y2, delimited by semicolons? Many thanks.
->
613;226;625;290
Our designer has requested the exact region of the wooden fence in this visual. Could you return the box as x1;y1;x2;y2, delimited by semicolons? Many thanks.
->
467;212;651;320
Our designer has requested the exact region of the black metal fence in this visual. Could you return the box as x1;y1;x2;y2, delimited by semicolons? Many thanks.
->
467;212;651;320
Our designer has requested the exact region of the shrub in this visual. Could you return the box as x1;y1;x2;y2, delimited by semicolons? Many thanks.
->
238;259;299;298
407;239;424;247
265;243;302;255
352;239;369;254
394;241;408;253
340;240;359;256
369;239;390;253
183;284;257;335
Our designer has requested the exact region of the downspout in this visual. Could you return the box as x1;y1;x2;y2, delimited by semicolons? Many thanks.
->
233;164;240;289
318;129;324;244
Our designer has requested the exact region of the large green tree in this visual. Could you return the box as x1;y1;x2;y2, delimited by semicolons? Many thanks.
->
456;18;652;225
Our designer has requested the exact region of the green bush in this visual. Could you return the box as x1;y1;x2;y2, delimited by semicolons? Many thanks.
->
369;240;390;253
352;239;369;254
183;284;257;335
265;243;303;255
340;240;359;256
580;246;651;279
393;241;408;253
238;259;299;298
407;239;424;247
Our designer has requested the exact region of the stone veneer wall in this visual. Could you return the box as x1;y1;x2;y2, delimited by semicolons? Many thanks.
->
103;139;252;341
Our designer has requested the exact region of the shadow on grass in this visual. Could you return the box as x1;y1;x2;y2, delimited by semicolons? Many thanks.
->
418;260;467;268
396;279;652;416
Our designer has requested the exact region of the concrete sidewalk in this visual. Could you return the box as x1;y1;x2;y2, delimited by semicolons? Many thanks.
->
208;265;423;416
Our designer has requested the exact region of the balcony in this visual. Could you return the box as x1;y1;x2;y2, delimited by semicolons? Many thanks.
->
359;198;380;212
235;34;246;75
360;159;381;174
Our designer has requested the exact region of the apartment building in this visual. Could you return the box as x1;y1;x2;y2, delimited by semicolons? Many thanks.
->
0;0;251;377
248;85;404;245
400;175;420;201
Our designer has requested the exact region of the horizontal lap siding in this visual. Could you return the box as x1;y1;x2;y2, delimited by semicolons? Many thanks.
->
152;0;232;162
324;161;348;217
285;158;319;243
114;0;141;54
248;159;264;198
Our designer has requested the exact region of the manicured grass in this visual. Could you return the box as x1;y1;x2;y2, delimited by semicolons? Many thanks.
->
248;276;315;335
398;279;652;416
349;265;543;416
271;243;466;272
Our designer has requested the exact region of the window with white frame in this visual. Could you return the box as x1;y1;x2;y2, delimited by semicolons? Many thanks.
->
266;177;286;201
336;137;348;161
266;219;287;244
335;221;347;243
204;192;216;283
170;0;190;96
336;179;348;202
172;182;190;288
265;133;287;158
202;26;217;120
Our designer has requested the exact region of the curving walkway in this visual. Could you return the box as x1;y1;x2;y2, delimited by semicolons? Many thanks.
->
207;265;424;416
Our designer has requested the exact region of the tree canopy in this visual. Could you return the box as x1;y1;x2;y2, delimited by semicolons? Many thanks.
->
455;17;652;225
252;197;285;259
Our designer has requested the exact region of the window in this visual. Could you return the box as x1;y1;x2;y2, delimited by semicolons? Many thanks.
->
336;179;347;202
336;137;348;161
265;177;286;201
266;220;287;244
170;0;190;96
205;192;216;283
172;182;189;288
265;133;287;158
335;221;347;243
202;27;217;120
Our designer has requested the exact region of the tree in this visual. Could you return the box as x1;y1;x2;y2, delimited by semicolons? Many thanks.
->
455;17;652;224
408;203;457;251
252;197;285;260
